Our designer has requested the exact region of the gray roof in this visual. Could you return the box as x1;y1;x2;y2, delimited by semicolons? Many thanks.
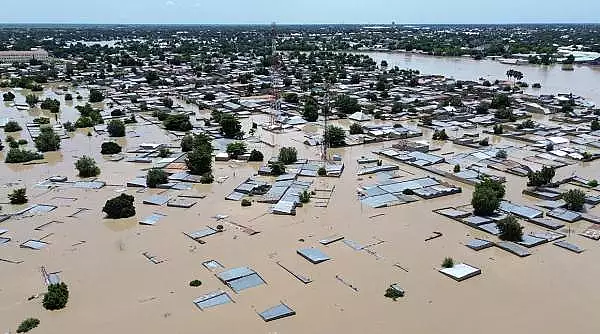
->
259;303;296;322
193;290;233;310
297;248;330;264
139;213;166;225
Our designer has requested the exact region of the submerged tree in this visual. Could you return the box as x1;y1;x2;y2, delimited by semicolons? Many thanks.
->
497;215;524;242
102;194;136;219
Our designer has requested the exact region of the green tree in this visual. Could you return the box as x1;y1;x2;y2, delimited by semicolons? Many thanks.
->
34;126;61;152
75;156;100;177
164;114;192;131
40;98;60;113
591;119;600;131
89;89;105;103
4;121;22;132
25;94;39;107
8;188;28;204
334;94;361;114
185;136;213;176
279;147;298;164
270;162;286;176
5;148;43;163
324;125;346;147
147;168;168;188
527;166;555;187
101;142;122;154
3;91;16;101
303;97;319;122
43;282;69;310
107;120;126;137
219;114;243;139
16;318;40;333
349;123;363;134
102;194;136;219
181;134;194;152
471;178;505;216
563;189;586;211
248;149;264;162
226;141;247;159
497;215;524;242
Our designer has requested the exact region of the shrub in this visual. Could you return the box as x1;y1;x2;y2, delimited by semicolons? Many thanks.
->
64;93;73;101
527;166;555;187
349;123;364;135
75;104;103;125
163;114;192;131
101;142;122;154
591;119;600;131
40;98;60;113
74;116;94;128
89;89;105;102
102;194;136;219
270;162;286;176
219;114;243;139
147;169;168;188
493;124;503;135
442;257;454;268
226;141;247;159
453;164;461;173
16;318;40;333
384;286;404;301
33;117;50;124
35;126;61;152
18;139;27;145
324;125;346;147
189;280;202;287
279;147;298;164
25;94;39;106
5;148;43;163
9;140;19;148
496;150;507;159
75;156;100;177
563;189;586;211
3;91;16;101
588;180;599;188
107;120;125;137
4;121;22;132
432;129;449;140
317;167;327;176
497;215;524;241
241;199;252;207
248;149;264;162
8;188;28;204
43;282;69;310
532;83;542;88
299;190;311;203
63;121;75;132
479;138;489;146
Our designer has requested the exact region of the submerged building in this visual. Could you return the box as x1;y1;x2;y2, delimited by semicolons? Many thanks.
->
0;49;49;63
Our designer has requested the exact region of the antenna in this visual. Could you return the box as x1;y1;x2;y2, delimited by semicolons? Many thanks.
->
270;22;280;129
322;83;330;161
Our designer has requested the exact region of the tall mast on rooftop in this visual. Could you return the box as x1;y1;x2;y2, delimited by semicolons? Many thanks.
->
270;22;280;128
322;83;330;161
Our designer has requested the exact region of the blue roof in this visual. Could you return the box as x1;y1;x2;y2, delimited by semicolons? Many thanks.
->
297;248;330;264
259;303;296;322
193;290;233;310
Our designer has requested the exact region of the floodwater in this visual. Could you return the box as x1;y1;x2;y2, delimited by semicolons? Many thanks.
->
355;51;600;104
1;85;600;333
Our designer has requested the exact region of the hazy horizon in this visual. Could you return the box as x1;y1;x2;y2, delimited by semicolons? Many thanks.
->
2;0;599;25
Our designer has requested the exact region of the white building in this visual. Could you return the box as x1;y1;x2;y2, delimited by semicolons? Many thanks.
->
0;49;49;63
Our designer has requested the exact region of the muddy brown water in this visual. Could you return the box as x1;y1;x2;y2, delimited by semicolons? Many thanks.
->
1;86;600;333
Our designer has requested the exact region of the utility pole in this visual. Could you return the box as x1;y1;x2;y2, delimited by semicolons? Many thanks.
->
322;83;330;161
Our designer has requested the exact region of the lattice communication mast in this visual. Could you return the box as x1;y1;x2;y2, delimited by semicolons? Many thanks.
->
270;22;281;127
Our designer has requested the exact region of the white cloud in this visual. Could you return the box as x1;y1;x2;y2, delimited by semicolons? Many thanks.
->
165;0;176;6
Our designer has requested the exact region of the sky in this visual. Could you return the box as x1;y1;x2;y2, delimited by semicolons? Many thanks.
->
1;0;599;25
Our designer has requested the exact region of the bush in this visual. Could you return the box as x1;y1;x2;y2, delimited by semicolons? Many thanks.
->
588;180;599;188
591;120;600;131
248;149;264;162
219;113;243;139
270;162;286;176
527;166;555;187
8;188;28;204
75;156;100;177
16;318;40;333
101;142;122;154
35;126;61;152
89;89;105;103
43;282;69;310
189;280;202;287
107;120;125;137
324;125;346;147
497;215;524;241
453;164;461;173
226;141;247;159
74;116;94;128
317;167;327;176
4;121;22;132
496;150;507;159
442;257;454;268
26;94;39;106
63;121;75;132
563;189;586;211
40;98;60;113
3;91;16;101
147;169;168;188
349;123;364;135
384;286;404;301
432;129;449;140
472;178;505;216
279;147;298;164
532;83;542;88
5;148;43;163
102;194;136;219
64;93;73;101
299;190;311;203
241;199;252;207
493;124;503;135
479;138;489;146
33;117;50;124
75;104;103;125
158;147;171;158
18;139;27;145
164;114;192;131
